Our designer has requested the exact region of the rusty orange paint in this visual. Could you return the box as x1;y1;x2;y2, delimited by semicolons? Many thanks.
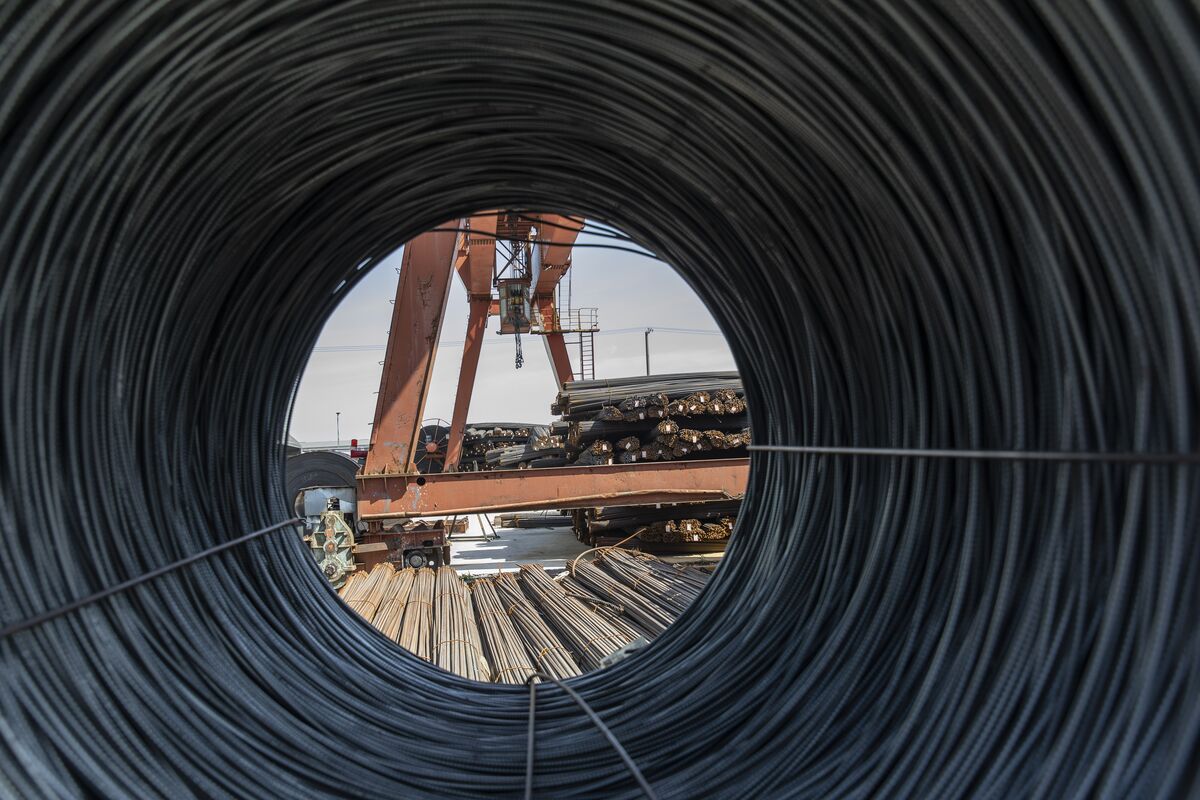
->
442;297;490;471
459;214;497;295
362;226;458;476
536;296;574;385
356;458;750;518
533;214;583;295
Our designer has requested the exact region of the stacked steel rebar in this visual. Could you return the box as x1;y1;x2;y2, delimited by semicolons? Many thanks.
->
459;422;538;471
337;570;367;599
518;564;632;670
571;559;676;637
584;499;740;553
433;566;490;681
484;442;568;469
493;512;573;528
399;567;435;661
595;549;701;616
471;578;538;684
493;572;580;679
556;574;650;641
552;372;741;420
342;563;395;623
373;567;416;641
548;373;749;552
338;555;713;679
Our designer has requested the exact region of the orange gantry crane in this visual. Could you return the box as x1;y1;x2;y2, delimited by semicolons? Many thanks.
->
355;212;748;526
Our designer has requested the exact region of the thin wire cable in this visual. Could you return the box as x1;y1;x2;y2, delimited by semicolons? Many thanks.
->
525;673;657;800
746;445;1200;464
0;518;303;639
526;675;538;800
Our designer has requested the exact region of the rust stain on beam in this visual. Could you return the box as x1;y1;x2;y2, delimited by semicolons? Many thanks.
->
356;458;751;518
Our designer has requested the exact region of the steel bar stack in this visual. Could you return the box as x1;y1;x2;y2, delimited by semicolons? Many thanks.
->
338;554;713;679
595;549;701;616
337;570;367;599
341;563;395;623
433;566;490;681
373;567;416;641
548;372;750;553
483;442;568;469
553;374;748;467
571;559;676;637
458;423;537;471
493;572;581;680
551;372;742;420
583;500;741;554
470;578;539;684
399;567;435;661
492;512;573;528
517;565;633;671
557;574;651;641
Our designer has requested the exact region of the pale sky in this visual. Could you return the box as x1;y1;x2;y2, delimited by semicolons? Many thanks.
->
288;226;736;444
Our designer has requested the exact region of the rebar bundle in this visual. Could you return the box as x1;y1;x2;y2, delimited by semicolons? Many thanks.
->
586;500;739;551
458;423;540;471
485;443;568;469
493;573;580;681
337;570;367;600
573;439;615;467
553;373;742;419
470;578;538;685
343;563;394;624
373;568;416;641
398;567;435;662
518;565;632;671
595;550;699;617
433;567;490;682
556;575;651;642
588;501;742;532
570;560;676;638
341;559;702;678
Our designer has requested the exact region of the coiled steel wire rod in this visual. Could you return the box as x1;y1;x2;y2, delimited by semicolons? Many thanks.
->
1;1;1199;797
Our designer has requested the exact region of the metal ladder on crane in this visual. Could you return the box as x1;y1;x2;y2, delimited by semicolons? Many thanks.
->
560;307;598;380
572;329;595;380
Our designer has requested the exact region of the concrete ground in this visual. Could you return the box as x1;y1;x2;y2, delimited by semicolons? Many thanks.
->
447;513;587;576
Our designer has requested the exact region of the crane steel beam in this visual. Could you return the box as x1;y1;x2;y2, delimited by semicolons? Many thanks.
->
459;214;497;296
537;296;575;385
443;296;490;471
440;214;499;471
532;214;582;295
356;457;750;518
362;227;459;476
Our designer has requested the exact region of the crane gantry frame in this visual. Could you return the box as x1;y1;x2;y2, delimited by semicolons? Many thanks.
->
356;212;748;523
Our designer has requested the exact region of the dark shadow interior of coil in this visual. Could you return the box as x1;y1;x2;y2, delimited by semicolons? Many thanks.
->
1;2;1198;798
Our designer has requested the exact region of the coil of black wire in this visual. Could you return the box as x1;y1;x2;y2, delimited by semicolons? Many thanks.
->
1;1;1198;797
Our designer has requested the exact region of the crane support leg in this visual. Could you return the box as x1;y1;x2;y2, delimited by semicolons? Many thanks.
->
537;297;574;385
443;297;490;471
362;227;459;476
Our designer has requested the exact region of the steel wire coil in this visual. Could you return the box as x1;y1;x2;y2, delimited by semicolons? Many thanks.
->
1;1;1199;798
